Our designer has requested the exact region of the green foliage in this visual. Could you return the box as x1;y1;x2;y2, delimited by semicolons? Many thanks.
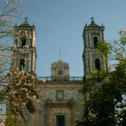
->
18;54;20;59
96;41;110;57
0;89;6;100
5;111;25;126
14;26;17;30
76;31;126;126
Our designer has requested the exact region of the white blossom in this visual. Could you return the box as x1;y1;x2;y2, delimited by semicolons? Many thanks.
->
43;79;46;83
1;16;5;19
22;8;25;11
20;0;23;3
5;1;8;4
13;5;15;8
16;8;20;11
21;14;24;17
0;18;3;21
9;4;12;8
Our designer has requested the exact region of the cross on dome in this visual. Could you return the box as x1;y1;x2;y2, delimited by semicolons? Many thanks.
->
24;17;28;21
91;17;94;21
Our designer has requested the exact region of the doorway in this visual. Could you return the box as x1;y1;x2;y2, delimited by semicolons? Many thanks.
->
56;115;65;126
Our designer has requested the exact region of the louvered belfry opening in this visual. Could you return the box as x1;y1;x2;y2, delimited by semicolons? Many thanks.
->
22;37;26;46
20;59;25;71
94;37;98;47
95;58;100;70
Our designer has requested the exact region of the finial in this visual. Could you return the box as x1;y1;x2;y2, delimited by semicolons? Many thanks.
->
15;23;17;26
33;23;34;26
24;17;28;21
91;17;94;21
101;23;103;26
60;46;61;60
85;23;87;26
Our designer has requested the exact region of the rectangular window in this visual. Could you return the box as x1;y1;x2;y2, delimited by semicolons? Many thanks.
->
56;115;65;126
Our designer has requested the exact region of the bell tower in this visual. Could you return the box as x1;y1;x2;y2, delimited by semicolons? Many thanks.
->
11;17;37;73
82;17;108;79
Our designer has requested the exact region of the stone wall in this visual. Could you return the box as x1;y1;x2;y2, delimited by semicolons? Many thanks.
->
24;81;84;126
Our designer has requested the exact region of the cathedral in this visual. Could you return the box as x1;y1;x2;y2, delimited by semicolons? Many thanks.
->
10;17;107;126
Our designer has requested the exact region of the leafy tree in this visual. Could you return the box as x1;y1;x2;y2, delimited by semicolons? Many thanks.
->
76;30;126;126
5;69;41;125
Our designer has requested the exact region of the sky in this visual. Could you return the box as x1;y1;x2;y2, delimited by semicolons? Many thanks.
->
1;0;126;77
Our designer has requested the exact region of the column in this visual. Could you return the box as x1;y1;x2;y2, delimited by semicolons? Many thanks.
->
32;51;35;72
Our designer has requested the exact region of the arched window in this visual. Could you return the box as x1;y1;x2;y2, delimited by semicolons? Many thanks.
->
95;58;100;70
22;37;26;46
20;59;25;71
94;37;98;47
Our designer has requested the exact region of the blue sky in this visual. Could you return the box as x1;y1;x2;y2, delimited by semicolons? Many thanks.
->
2;0;126;77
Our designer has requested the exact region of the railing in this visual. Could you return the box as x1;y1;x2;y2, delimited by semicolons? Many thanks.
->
37;76;84;82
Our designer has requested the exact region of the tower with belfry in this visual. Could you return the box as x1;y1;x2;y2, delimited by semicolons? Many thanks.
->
82;17;107;80
11;17;37;73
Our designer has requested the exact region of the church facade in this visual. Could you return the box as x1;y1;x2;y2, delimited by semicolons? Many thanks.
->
10;17;107;126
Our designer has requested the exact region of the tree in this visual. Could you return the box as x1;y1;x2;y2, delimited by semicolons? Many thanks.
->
76;30;126;126
5;69;41;126
0;0;25;86
0;0;25;39
0;0;25;124
0;1;43;125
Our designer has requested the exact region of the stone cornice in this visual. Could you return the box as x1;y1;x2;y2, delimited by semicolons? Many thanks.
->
37;81;84;85
45;100;75;108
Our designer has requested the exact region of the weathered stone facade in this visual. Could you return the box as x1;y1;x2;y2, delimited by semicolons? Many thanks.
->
22;81;84;126
9;17;107;126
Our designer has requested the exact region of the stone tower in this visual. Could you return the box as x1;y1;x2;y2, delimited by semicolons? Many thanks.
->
11;17;37;73
82;17;108;79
